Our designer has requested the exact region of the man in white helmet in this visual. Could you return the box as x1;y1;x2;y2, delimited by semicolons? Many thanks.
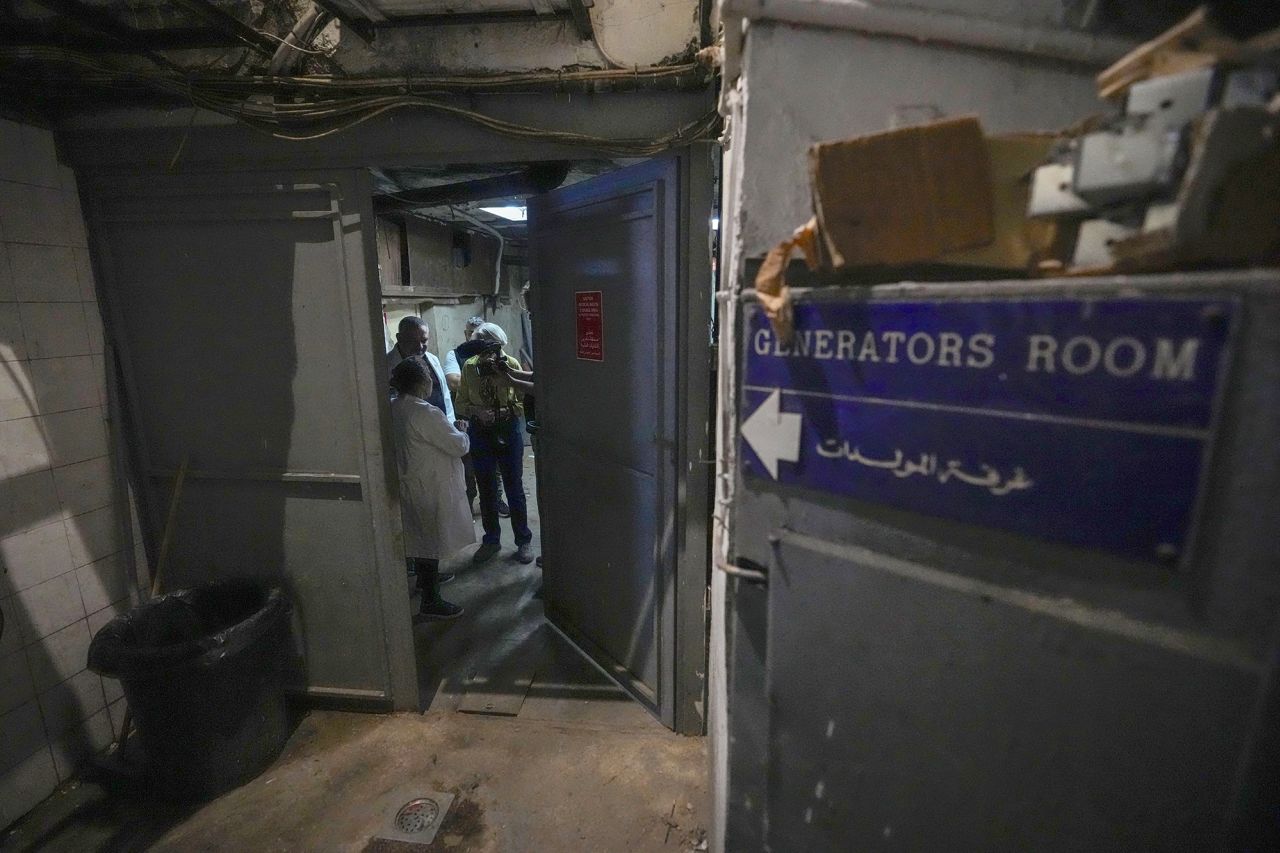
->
444;315;509;517
455;322;535;565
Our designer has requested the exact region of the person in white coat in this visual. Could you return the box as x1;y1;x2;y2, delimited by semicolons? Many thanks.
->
390;356;473;621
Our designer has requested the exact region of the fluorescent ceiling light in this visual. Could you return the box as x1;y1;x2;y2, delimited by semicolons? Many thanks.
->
479;206;527;222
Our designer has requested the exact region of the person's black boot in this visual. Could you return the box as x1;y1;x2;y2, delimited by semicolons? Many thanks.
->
417;598;464;620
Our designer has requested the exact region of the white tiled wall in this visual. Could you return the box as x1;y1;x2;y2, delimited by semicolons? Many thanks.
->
0;118;133;830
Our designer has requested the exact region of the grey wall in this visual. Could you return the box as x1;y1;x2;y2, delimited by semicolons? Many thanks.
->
714;11;1280;851
731;21;1100;257
0;119;137;828
717;20;1109;847
82;168;414;712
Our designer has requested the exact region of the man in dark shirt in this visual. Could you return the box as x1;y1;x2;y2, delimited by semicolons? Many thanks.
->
386;316;453;421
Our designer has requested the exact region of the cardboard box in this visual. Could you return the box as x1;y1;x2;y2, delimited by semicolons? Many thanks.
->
809;116;992;268
808;117;1057;272
944;133;1059;270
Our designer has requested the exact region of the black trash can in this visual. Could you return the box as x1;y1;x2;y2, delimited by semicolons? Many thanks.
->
88;580;292;797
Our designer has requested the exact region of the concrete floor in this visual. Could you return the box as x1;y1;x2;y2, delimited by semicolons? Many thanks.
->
2;454;709;852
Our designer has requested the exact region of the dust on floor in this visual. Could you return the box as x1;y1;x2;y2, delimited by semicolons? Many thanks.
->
3;452;709;853
3;705;708;853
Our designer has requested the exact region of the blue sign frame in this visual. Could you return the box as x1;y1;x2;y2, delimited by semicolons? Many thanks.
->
740;297;1236;563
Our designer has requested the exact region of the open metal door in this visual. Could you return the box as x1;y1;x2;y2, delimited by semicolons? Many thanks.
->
528;152;713;734
85;170;416;709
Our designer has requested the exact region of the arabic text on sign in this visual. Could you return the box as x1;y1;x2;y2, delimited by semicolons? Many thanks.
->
739;298;1235;563
815;440;1033;496
576;290;604;362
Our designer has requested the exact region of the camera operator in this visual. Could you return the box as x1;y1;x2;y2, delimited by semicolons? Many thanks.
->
445;316;510;517
456;322;535;565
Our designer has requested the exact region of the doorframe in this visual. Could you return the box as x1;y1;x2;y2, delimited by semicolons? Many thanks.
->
76;145;713;720
673;144;715;735
528;147;714;735
352;170;422;711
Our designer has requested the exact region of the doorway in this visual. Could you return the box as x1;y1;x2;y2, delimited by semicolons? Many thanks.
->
372;151;714;734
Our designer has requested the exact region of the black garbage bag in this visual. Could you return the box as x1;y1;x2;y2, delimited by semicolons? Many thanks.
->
88;580;293;797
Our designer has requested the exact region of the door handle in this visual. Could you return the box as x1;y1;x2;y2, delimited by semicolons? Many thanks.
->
715;556;767;584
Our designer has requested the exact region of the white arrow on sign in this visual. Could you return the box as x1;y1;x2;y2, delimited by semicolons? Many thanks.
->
741;388;802;480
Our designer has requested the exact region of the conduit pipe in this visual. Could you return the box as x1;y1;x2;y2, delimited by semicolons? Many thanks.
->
450;208;506;297
372;162;570;214
268;3;331;76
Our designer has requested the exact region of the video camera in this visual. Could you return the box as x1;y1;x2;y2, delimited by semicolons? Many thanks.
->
476;341;506;377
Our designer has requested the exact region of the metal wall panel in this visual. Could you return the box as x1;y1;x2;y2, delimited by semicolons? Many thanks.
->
765;531;1256;851
714;15;1140;847
729;273;1280;850
86;171;415;706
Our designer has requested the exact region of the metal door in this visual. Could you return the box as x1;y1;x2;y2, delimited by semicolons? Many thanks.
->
86;170;416;708
528;154;713;733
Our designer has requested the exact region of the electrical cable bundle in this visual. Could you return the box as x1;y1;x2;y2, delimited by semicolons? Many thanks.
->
0;46;719;153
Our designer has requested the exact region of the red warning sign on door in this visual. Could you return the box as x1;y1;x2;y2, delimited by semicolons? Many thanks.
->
575;291;604;362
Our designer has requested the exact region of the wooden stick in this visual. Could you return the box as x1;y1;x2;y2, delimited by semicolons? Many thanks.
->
1095;7;1231;100
151;456;189;598
116;456;189;750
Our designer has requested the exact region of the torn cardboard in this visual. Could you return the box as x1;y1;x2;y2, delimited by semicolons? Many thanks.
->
943;133;1060;270
809;116;994;269
753;217;820;344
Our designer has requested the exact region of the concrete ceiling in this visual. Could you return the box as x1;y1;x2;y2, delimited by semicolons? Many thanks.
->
370;159;626;197
0;0;651;114
371;157;640;240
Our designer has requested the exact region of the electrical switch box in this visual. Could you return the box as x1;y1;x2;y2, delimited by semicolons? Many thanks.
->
1126;67;1217;131
1071;218;1139;268
1028;162;1090;218
1073;125;1184;206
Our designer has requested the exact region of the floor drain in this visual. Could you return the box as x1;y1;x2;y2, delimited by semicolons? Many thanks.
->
374;788;456;845
395;798;441;835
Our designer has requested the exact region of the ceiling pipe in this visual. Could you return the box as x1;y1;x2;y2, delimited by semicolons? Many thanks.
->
450;208;507;297
372;161;571;214
268;3;332;76
22;0;183;71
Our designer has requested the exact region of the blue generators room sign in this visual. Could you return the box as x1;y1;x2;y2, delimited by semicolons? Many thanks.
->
740;298;1236;563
